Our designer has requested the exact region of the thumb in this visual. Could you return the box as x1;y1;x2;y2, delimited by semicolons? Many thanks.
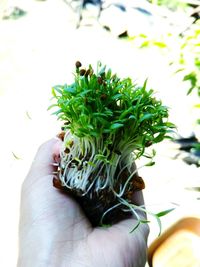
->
25;138;61;185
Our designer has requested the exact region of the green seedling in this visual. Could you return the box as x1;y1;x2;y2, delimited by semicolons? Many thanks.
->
49;61;175;233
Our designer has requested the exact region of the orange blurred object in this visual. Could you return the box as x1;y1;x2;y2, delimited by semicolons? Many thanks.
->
148;217;200;267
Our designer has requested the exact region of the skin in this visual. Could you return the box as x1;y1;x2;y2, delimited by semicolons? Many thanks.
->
18;138;149;267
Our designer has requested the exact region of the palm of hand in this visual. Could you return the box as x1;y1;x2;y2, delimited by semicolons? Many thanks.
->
18;139;148;267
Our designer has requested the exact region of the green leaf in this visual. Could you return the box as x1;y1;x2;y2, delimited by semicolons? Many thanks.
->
53;85;63;94
106;68;112;79
139;33;147;38
155;215;162;236
52;87;57;97
156;208;175;218
96;116;109;125
87;161;96;167
129;115;136;120
52;109;63;116
165;122;176;128
139;113;154;123
129;220;141;233
174;68;185;74
47;103;58;111
153;41;167;48
145;161;155;167
93;112;108;117
140;219;151;224
79;89;92;97
110;123;124;130
99;65;106;76
90;131;99;137
111;93;122;100
95;154;109;163
140;41;150;48
64;86;76;94
154;134;165;143
119;107;133;120
104;109;113;116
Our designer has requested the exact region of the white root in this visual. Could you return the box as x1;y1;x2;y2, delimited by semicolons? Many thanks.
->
60;132;125;194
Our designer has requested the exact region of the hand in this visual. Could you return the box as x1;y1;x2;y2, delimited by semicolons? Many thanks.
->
18;138;149;267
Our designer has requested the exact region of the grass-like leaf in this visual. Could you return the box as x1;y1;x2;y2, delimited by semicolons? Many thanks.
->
156;208;175;218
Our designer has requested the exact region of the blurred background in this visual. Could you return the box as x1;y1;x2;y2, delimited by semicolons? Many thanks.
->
0;0;200;266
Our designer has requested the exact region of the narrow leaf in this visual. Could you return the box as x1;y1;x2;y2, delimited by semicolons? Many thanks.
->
64;86;76;94
145;161;155;167
110;123;124;130
130;220;141;233
139;113;153;123
156;208;175;218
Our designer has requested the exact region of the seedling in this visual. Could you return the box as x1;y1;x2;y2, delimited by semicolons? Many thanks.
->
49;61;175;232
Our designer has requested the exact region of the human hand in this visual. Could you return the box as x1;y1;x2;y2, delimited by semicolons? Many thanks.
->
18;138;149;267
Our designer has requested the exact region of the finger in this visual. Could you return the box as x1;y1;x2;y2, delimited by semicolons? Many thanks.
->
25;138;61;184
115;220;149;257
52;139;61;163
131;190;145;206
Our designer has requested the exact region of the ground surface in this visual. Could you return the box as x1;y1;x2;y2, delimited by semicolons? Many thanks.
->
0;1;200;266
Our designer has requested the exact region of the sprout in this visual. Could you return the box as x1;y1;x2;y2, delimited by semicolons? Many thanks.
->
49;61;175;232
